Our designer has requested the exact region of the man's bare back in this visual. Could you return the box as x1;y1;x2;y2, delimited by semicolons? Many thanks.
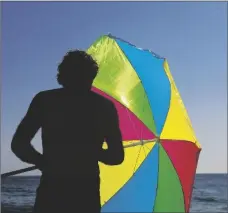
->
11;51;124;213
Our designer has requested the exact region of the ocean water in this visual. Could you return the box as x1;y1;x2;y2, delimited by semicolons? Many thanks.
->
1;174;227;213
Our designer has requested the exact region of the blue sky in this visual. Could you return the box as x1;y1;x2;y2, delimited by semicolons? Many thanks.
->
1;2;227;175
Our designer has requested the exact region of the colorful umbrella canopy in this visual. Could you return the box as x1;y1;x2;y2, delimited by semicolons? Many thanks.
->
87;34;202;213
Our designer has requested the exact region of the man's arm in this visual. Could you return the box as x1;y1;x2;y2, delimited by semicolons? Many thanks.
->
99;102;124;165
11;93;44;170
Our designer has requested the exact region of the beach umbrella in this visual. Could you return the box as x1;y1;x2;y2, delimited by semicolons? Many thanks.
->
87;34;202;213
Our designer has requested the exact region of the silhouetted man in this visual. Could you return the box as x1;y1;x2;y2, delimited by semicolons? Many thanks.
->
11;50;125;213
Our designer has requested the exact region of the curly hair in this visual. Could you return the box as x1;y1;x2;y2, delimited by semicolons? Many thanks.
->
57;50;98;89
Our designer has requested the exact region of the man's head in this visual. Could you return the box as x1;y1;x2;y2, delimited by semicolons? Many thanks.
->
57;50;98;91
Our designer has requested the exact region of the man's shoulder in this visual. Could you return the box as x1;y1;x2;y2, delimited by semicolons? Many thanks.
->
35;88;64;98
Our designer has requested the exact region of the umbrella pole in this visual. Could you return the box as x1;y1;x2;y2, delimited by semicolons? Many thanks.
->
1;138;158;178
1;166;37;178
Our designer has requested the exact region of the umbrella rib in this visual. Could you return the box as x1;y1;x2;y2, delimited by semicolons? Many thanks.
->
132;146;143;174
123;138;158;148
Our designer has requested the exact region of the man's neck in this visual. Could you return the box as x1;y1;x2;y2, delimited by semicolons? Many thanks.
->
63;87;91;95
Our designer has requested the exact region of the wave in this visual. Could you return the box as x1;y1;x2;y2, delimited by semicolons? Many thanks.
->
194;196;218;202
1;205;33;213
